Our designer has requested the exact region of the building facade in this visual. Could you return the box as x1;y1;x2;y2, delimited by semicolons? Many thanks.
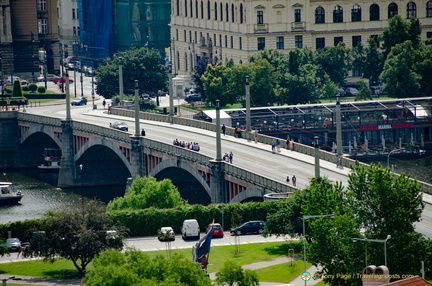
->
57;0;80;59
170;0;432;91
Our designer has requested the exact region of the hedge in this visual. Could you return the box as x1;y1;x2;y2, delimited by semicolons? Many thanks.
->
25;93;65;99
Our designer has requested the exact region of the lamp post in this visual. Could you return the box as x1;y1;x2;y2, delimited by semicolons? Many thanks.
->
302;214;334;286
0;56;4;110
118;57;124;103
314;136;320;178
65;71;71;121
216;99;222;161
245;76;251;136
134;80;140;136
91;56;95;109
168;64;174;122
79;164;84;215
352;235;391;266
387;149;398;170
336;93;342;163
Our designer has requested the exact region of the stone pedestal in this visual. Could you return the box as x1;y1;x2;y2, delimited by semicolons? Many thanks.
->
128;136;147;181
58;120;78;187
210;160;226;203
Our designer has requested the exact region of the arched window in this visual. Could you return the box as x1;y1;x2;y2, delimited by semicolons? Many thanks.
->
333;5;343;23
351;4;361;22
185;0;187;17
215;2;218;20
190;0;193;17
201;0;204;18
369;4;380;20
176;0;180;16
226;3;229;22
427;1;432;17
231;3;235;22
388;3;398;18
195;0;199;18
276;11;282;23
315;6;325;23
407;2;416;18
208;0;211;19
220;3;223;21
240;3;244;23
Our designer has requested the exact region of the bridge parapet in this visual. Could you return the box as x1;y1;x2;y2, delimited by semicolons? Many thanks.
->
18;113;62;128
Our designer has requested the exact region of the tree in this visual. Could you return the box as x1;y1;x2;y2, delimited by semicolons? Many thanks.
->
363;37;383;85
21;200;123;275
355;80;372;101
249;59;277;107
83;250;212;286
107;176;186;211
192;57;210;98
380;41;421;98
314;43;351;85
95;47;167;99
318;73;337;100
201;61;231;107
416;46;432;97
215;260;259;286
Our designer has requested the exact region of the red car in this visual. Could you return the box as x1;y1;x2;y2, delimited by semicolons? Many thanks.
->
53;76;74;84
207;223;224;238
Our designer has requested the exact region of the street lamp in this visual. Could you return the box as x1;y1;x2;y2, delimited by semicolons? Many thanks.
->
302;214;334;286
335;93;342;163
352;235;391;267
118;57;124;103
387;149;398;170
314;136;320;178
134;80;140;136
216;99;222;161
245;76;251;136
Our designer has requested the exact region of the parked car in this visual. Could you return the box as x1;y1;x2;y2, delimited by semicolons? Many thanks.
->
185;94;203;102
110;121;129;131
158;227;176;241
37;74;56;82
71;97;88;106
5;238;21;251
336;87;346;97
53;76;74;84
181;219;200;240
230;220;266;235
344;87;359;97
85;67;95;77
206;222;224;238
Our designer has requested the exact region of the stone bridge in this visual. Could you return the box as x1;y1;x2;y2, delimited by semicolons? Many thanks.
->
0;112;294;204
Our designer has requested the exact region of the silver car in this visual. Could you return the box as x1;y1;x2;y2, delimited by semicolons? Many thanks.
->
6;238;21;251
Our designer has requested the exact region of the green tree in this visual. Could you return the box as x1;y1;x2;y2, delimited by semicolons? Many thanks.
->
107;176;186;210
249;59;277;107
416;46;432;97
201;61;231;107
192;57;210;98
96;47;167;99
363;37;383;85
380;41;421;98
249;49;287;72
84;250;212;286
225;62;252;105
215;260;259;286
355;80;372;101
318;73;337;100
21;200;123;275
315;43;351;85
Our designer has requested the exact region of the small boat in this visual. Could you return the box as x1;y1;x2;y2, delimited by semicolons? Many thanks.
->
0;182;23;205
38;148;61;171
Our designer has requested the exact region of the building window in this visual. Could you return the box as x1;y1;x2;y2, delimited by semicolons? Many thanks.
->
427;1;432;17
240;4;244;23
185;0;188;17
276;36;284;49
225;35;228;48
295;9;301;22
351;4;361;22
185;52;188;71
239;37;242;50
196;0;199;18
38;18;48;34
219;34;222;46
315;7;325;24
333;5;343;23
388;3;398;18
230;36;233;48
226;3;229;22
427;32;432;38
77;27;80;37
407;2;416;19
214;2;217;20
38;0;46;11
195;31;197;43
190;31;192;42
72;9;76;19
190;0;193;17
257;10;264;24
176;0;180;16
73;26;77;36
184;30;187;41
334;37;343;46
220;3;223;21
352;64;362;77
214;34;217;46
371;35;380;47
370;4;380;20
352;36;361;47
295;35;303;48
200;0;204;18
207;0;211;19
232;4;235;22
176;29;179;41
316;38;325;49
177;51;180;70
258;37;265;50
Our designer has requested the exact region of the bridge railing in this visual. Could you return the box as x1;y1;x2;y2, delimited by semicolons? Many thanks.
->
17;113;62;127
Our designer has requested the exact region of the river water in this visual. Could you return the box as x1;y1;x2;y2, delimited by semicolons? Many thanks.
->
0;155;431;224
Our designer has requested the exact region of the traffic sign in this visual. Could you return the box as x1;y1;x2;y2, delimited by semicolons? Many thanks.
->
301;272;311;281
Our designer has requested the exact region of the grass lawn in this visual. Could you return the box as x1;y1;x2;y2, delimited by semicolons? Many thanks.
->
255;259;312;283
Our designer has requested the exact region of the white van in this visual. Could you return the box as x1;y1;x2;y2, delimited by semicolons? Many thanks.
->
181;219;200;240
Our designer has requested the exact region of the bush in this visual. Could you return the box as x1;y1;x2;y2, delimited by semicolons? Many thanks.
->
37;86;46;93
22;86;29;91
28;83;38;93
12;80;23;97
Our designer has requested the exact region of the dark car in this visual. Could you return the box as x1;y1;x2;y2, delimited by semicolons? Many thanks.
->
71;97;87;106
185;94;203;102
230;220;266;235
344;87;359;97
110;121;128;131
336;87;346;97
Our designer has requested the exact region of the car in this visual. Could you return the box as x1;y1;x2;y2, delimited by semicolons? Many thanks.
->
71;97;88;106
85;67;95;77
206;222;224;238
185;94;203;102
37;74;56;82
181;219;200;240
230;220;266;235
110;121;128;131
5;238;21;251
53;76;74;84
158;227;175;241
344;87;359;97
336;87;346;97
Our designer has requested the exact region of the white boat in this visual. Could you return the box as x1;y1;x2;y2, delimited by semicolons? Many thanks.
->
38;148;61;170
0;182;23;205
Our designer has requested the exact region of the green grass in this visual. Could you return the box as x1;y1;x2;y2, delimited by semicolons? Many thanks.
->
255;260;312;283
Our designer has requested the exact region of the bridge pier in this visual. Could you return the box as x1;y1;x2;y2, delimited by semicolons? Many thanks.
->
0;112;20;169
58;120;79;187
130;136;147;179
210;160;227;203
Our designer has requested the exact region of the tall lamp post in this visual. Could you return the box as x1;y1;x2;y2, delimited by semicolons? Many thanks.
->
118;57;124;103
303;214;334;286
0;56;4;110
216;99;222;161
245;76;251;136
91;56;95;109
336;93;342;164
353;235;391;267
314;136;320;178
134;80;140;136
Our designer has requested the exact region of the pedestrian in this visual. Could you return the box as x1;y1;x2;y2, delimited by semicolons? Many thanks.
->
141;128;146;136
271;140;276;153
102;99;106;109
275;139;281;153
108;104;111;114
254;130;258;143
229;152;233;164
222;124;226;136
292;175;296;186
286;176;290;183
286;138;290;150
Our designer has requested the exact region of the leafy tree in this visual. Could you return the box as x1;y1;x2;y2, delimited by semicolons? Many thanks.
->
363;37;383;85
249;49;287;72
215;260;259;286
225;62;252;106
21;200;123;275
12;80;23;97
315;43;351;85
249;59;277;107
107;176;186;210
355;80;372;101
84;250;212;286
96;47;167;99
0;238;10;257
201;61;231;107
380;41;421;98
287;48;314;76
416;46;432;97
318;73;337;100
192;57;210;98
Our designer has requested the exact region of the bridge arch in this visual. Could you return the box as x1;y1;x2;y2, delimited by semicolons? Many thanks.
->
21;125;62;147
229;187;266;203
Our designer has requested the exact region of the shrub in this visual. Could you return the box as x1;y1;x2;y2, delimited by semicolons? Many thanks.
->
28;83;38;93
12;80;23;97
22;86;29;91
37;86;46;93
